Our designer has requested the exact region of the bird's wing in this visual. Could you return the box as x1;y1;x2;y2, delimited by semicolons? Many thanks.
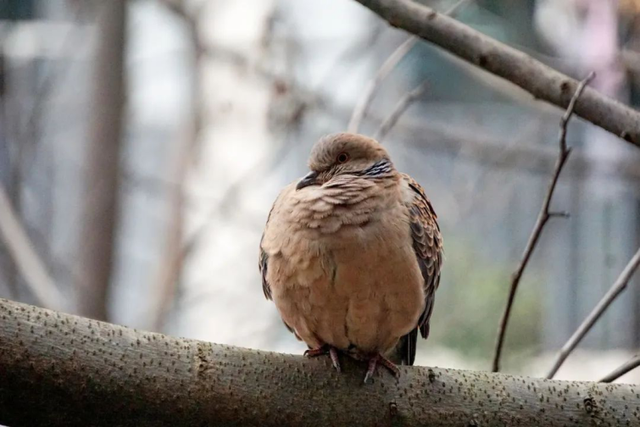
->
259;202;277;301
259;243;271;300
399;173;443;364
259;184;302;338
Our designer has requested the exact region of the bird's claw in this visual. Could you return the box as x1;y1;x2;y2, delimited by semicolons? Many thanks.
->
304;346;328;358
304;345;341;373
364;354;400;384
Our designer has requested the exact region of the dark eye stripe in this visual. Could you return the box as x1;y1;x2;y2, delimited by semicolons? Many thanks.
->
360;159;392;176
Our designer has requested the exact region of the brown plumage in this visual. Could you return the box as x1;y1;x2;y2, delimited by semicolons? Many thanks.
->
259;133;443;382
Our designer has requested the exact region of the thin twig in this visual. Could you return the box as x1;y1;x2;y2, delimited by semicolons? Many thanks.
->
0;184;65;310
347;0;472;133
599;355;640;383
373;79;429;142
491;72;595;373
546;246;640;379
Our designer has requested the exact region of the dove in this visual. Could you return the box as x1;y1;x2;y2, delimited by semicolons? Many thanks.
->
259;133;443;383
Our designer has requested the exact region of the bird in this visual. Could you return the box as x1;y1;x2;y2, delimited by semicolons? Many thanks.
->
259;132;443;383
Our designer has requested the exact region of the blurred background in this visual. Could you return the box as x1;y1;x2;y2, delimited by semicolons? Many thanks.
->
0;0;639;382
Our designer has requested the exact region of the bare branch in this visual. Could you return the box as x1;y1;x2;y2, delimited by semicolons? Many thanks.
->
353;0;640;148
599;355;640;384
491;73;594;373
0;297;638;427
0;185;65;310
347;0;472;134
546;246;640;379
374;79;429;142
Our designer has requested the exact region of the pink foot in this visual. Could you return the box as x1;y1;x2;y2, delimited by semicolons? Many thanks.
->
363;353;400;384
304;345;341;373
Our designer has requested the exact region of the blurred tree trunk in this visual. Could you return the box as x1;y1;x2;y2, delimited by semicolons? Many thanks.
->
77;1;127;320
151;2;203;331
0;53;16;298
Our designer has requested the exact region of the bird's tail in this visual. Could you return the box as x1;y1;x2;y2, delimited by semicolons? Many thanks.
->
389;328;418;366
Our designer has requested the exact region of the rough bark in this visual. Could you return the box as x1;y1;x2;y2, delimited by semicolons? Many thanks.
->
353;0;640;149
77;1;127;320
0;297;638;427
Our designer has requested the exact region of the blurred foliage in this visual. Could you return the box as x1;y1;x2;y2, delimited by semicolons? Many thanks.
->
474;0;538;48
0;0;34;20
408;0;540;102
424;236;542;366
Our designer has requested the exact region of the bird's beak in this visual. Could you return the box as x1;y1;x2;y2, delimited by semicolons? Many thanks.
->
296;171;319;190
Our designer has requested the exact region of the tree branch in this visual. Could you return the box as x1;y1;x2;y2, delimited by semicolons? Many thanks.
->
352;0;640;148
491;73;594;373
599;355;640;384
0;297;638;427
546;246;640;379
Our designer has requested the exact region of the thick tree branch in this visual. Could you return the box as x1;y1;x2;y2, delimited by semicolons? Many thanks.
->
492;73;594;373
353;0;640;148
0;297;638;427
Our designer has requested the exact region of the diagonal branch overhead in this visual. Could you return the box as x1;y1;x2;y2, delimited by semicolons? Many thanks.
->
352;0;640;148
0;296;638;427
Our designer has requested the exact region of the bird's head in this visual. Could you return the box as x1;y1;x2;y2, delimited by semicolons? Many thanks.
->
296;133;394;190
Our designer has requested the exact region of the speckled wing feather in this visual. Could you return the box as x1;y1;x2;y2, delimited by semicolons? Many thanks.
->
259;243;271;300
400;173;443;365
259;202;276;301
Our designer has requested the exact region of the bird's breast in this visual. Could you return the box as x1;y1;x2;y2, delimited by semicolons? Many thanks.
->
268;211;425;355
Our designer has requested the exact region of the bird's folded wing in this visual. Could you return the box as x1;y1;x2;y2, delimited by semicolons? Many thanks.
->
403;174;443;340
259;244;271;300
259;193;281;301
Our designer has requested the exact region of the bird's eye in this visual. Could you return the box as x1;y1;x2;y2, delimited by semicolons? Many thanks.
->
336;152;349;164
